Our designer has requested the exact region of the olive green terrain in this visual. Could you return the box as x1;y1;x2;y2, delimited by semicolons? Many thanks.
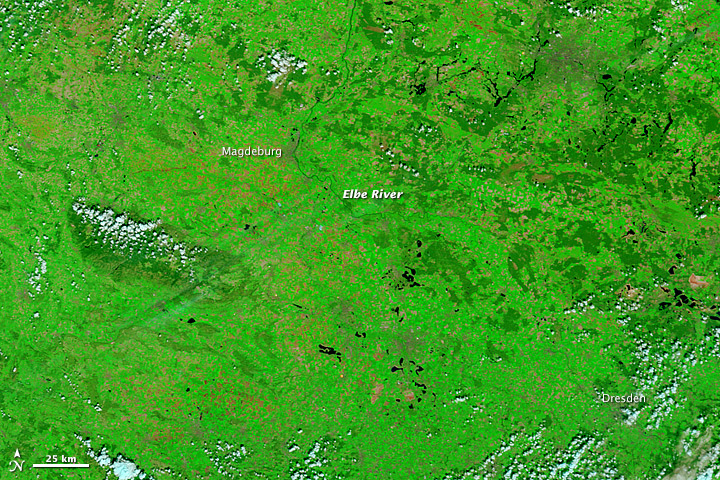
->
1;0;720;478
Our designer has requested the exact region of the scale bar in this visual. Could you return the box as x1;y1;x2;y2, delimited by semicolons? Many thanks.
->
33;464;90;468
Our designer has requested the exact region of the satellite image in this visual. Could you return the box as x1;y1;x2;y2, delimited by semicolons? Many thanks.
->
1;0;720;478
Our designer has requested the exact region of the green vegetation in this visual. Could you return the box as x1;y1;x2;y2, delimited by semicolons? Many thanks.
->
1;0;720;478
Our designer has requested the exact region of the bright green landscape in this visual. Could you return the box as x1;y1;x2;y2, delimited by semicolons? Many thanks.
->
1;0;720;478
